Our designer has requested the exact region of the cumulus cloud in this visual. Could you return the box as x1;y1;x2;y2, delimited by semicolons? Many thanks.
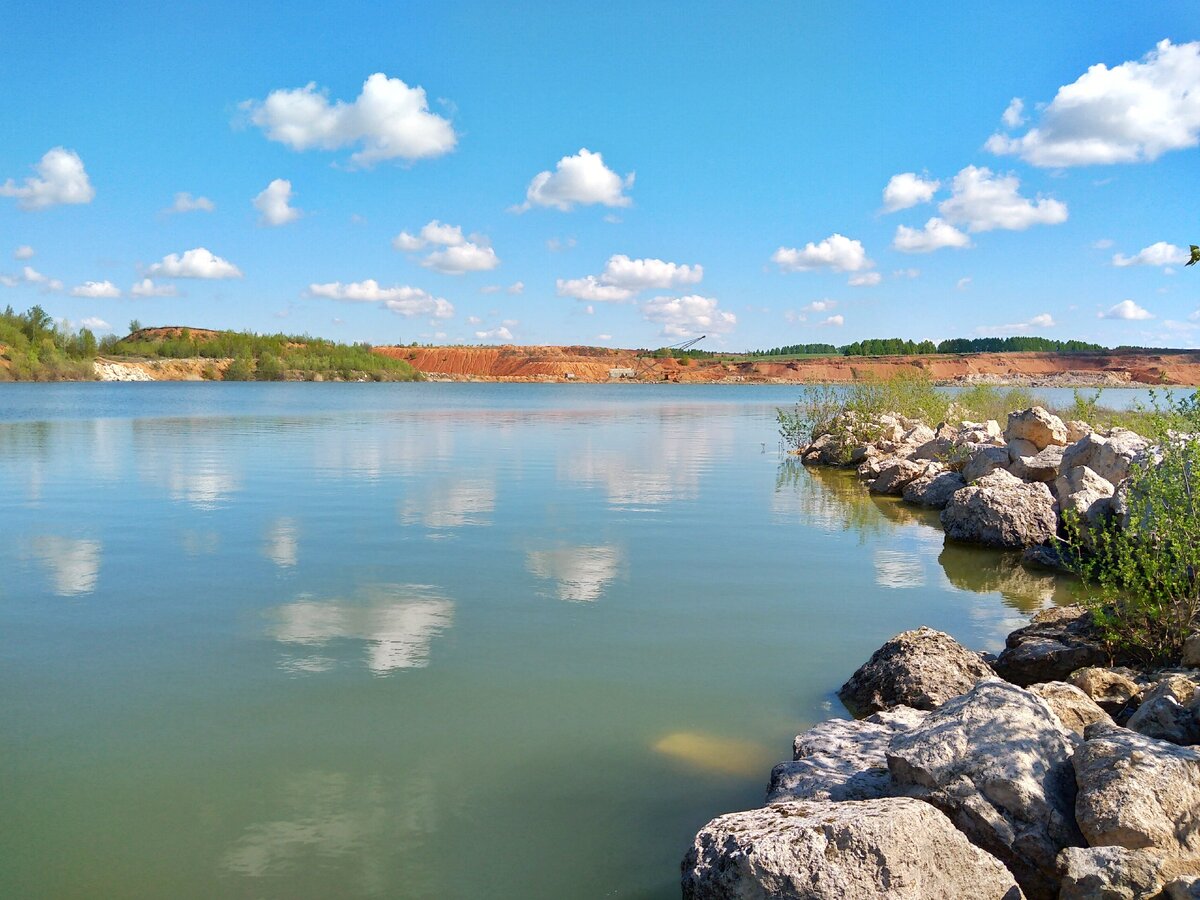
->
307;280;454;318
243;73;457;167
20;266;62;291
518;148;633;211
475;326;514;341
1001;98;1026;128
0;147;95;210
79;317;112;332
848;272;882;286
14;245;34;259
148;248;242;279
392;220;499;274
1112;241;1190;268
253;178;302;226
1100;299;1154;320
938;166;1067;232
642;294;735;338
986;40;1200;166
821;314;845;327
168;192;215;214
882;172;940;212
506;281;524;295
893;217;972;253
557;254;701;303
772;234;873;273
130;278;178;297
975;312;1056;335
956;277;973;290
70;280;121;298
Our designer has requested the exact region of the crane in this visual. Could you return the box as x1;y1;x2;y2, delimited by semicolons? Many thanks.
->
633;335;706;380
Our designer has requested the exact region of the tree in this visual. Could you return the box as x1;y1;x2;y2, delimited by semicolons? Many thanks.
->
128;319;142;335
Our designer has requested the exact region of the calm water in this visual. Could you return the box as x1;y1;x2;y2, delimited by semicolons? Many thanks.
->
0;383;1133;899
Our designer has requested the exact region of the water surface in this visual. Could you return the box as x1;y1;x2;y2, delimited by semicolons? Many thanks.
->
0;383;1100;898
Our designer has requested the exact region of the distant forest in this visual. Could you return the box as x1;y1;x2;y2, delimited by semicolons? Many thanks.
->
745;336;1107;358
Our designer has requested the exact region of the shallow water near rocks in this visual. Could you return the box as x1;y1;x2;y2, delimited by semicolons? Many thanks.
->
0;383;1139;899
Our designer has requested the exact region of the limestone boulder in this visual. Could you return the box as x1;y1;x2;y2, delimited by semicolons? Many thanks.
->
1167;877;1200;899
902;423;936;446
993;606;1109;686
1009;445;1065;483
1056;846;1167;900
838;626;995;718
963;445;1012;482
1029;681;1114;736
886;679;1083;900
1070;667;1143;716
766;707;927;803
868;458;928;495
941;469;1059;550
1184;634;1200;669
902;469;966;509
1005;407;1068;451
1126;676;1200;745
681;798;1023;900
1065;420;1093;443
1074;723;1200;862
1061;429;1150;486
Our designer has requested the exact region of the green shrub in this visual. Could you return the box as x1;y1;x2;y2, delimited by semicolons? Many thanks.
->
224;357;254;381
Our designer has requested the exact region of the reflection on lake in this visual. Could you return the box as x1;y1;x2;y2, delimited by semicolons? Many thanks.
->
0;383;1097;900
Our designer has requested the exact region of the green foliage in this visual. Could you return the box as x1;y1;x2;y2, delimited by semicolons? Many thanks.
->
129;319;142;334
747;343;840;358
954;384;1047;423
0;304;101;381
255;352;285;381
1065;392;1200;664
777;382;843;449
936;336;1103;354
223;357;254;381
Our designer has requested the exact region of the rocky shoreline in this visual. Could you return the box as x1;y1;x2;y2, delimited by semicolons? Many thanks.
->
681;407;1200;898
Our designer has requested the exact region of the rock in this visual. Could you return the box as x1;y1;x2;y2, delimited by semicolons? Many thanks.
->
680;797;1023;900
1054;464;1116;505
766;707;927;803
993;606;1109;686
1070;667;1143;716
1056;846;1167;900
1183;634;1200;669
1061;430;1150;486
911;435;954;462
1065;420;1093;443
1009;445;1065;483
838;627;996;718
1127;676;1200;745
1005;407;1069;451
886;679;1083;900
1022;543;1068;572
1008;438;1040;461
964;445;1012;482
1167;877;1200;899
869;458;928;495
902;469;966;509
941;470;1059;550
1029;681;1114;736
902;423;936;445
1074;722;1200;862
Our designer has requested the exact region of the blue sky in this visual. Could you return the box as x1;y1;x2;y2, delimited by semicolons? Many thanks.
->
2;2;1199;349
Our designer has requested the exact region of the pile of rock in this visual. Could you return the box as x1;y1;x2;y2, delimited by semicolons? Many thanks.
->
799;406;1149;553
682;610;1200;899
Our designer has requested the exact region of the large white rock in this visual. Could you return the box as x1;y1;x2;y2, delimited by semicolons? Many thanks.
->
1005;407;1068;451
886;679;1082;900
681;798;1023;900
903;469;967;509
1029;681;1114;736
1056;846;1167;900
941;469;1059;549
963;446;1012;483
1061;429;1149;486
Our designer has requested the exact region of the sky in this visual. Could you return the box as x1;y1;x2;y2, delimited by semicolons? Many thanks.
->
2;2;1199;350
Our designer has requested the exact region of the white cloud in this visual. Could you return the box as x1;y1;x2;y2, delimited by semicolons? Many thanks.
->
506;281;524;295
0;275;16;287
475;326;514;341
642;294;735;338
147;247;243;279
986;40;1200;166
518;148;633;211
772;233;873;273
466;315;482;325
804;300;837;313
974;312;1056;335
894;268;920;279
14;245;34;260
547;236;577;252
168;192;215;214
80;317;112;332
821;314;845;327
243;73;457;167
307;280;454;318
130;278;178;298
556;276;634;303
1092;238;1115;249
21;266;62;291
600;254;702;290
1100;299;1154;320
595;333;612;341
956;277;973;290
392;220;499;274
70;280;121;298
0;147;94;210
938;166;1067;232
1001;97;1026;128
882;172;940;212
848;272;882;287
893;217;972;252
253;178;302;226
1112;241;1190;268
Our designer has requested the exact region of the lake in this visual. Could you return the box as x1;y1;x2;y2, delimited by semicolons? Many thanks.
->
0;383;1142;898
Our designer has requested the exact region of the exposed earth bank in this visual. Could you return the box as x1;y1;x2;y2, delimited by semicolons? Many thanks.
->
374;345;1200;386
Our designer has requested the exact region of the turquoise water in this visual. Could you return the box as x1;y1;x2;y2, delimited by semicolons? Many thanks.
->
0;383;1117;899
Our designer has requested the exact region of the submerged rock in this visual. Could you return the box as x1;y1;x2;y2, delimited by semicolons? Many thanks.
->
992;605;1109;686
766;707;926;803
886;679;1083;900
837;627;995;718
941;469;1058;550
681;798;1023;900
